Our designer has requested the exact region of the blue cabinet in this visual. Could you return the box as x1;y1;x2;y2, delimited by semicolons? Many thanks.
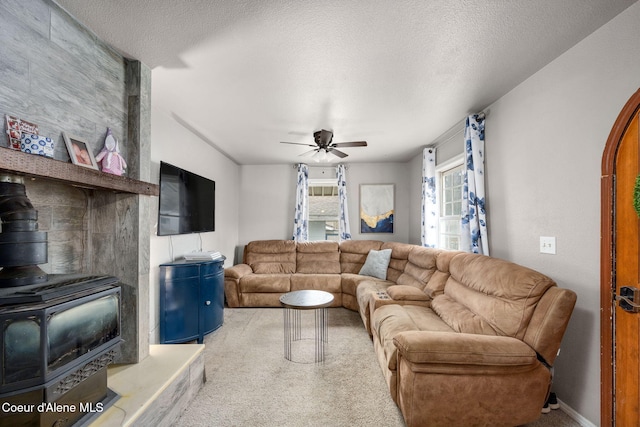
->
159;257;225;344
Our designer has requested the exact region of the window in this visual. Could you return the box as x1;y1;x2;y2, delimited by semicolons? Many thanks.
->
437;158;464;250
308;180;339;241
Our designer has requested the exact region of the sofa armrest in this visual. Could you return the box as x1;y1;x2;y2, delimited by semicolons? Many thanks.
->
387;285;430;301
393;330;537;367
224;264;254;307
224;263;253;279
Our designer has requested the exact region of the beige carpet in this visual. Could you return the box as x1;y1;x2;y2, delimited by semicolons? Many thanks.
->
176;308;579;427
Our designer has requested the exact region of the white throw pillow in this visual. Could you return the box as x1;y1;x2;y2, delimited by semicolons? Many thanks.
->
359;249;392;280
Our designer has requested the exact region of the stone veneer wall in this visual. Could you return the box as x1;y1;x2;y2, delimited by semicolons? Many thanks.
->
0;0;151;362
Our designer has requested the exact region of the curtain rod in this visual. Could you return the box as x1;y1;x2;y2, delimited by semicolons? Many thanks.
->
292;164;348;169
428;111;487;151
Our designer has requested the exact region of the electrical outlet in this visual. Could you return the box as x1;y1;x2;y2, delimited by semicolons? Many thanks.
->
540;236;556;255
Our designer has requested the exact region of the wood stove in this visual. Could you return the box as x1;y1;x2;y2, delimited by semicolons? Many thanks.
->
0;275;122;426
0;176;47;288
0;275;122;427
0;176;122;426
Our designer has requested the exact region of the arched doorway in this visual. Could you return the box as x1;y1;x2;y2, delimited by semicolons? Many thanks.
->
601;88;640;426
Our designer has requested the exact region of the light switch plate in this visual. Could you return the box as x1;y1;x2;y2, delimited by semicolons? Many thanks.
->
540;236;556;254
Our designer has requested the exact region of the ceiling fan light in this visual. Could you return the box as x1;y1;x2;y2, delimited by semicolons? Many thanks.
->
328;149;340;162
283;129;365;162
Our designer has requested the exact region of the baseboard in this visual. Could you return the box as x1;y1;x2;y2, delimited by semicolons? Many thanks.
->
559;399;597;427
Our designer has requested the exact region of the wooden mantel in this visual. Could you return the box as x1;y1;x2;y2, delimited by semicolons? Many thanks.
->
0;147;158;196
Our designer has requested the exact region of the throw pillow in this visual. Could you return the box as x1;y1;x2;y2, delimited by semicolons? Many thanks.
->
359;249;392;280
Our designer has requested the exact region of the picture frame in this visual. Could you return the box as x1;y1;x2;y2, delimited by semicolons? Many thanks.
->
359;184;395;233
63;132;98;170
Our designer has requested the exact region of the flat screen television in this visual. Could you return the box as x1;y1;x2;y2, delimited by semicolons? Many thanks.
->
157;161;215;236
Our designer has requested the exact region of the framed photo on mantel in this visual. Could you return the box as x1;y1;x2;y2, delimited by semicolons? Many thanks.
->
359;184;394;233
63;132;98;170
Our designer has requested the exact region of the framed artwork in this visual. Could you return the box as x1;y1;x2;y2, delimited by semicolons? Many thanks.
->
360;184;394;233
63;132;98;170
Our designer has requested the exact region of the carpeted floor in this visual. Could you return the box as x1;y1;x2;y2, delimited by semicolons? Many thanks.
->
176;308;580;427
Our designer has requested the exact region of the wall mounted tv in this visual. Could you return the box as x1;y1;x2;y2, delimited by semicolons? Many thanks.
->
157;161;215;236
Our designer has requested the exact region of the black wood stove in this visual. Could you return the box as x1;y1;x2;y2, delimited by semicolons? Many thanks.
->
0;176;122;427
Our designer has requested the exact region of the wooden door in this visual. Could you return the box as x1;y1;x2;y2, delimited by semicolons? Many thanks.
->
602;89;640;426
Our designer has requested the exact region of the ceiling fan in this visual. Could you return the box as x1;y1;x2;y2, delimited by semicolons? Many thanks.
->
281;129;367;161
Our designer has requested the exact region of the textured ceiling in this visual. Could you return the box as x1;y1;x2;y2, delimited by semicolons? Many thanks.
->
56;0;637;165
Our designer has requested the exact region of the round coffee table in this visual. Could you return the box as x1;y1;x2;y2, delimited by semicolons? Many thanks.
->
279;290;334;363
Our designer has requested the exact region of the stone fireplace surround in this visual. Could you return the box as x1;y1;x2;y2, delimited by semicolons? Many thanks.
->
0;2;207;424
0;0;154;363
0;149;207;425
0;148;154;364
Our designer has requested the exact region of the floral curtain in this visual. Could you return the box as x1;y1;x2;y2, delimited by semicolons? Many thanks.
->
292;163;309;242
336;164;352;241
461;114;489;255
421;147;437;247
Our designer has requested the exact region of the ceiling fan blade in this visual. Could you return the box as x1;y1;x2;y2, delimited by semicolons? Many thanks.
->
331;141;367;148
328;148;348;158
280;141;316;147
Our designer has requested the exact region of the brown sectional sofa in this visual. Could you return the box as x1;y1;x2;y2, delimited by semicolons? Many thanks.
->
224;239;577;427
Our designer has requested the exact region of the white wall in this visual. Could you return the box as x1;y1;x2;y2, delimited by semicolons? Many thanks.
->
413;3;640;423
238;162;411;250
148;105;240;343
238;164;296;248
346;163;411;243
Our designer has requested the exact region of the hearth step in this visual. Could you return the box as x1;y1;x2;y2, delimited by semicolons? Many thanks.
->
90;344;204;427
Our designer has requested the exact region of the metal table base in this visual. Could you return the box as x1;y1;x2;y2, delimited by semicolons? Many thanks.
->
283;306;329;363
279;290;334;364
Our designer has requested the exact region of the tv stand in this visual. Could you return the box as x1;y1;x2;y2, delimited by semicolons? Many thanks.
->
159;257;225;344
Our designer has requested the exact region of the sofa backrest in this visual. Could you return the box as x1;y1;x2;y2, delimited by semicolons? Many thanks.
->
381;242;414;282
395;246;439;289
244;240;297;274
432;253;557;341
426;250;461;297
243;239;456;286
296;241;340;274
433;252;577;365
339;240;383;273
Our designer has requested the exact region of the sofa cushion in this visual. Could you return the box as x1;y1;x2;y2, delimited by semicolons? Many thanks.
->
430;293;502;336
339;240;383;273
245;240;296;274
291;273;341;292
341;273;388;297
372;304;454;370
239;274;291;293
395;246;439;289
393;331;538;366
381;242;413;282
359;249;392;279
435;253;556;339
296;241;340;274
423;250;460;297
